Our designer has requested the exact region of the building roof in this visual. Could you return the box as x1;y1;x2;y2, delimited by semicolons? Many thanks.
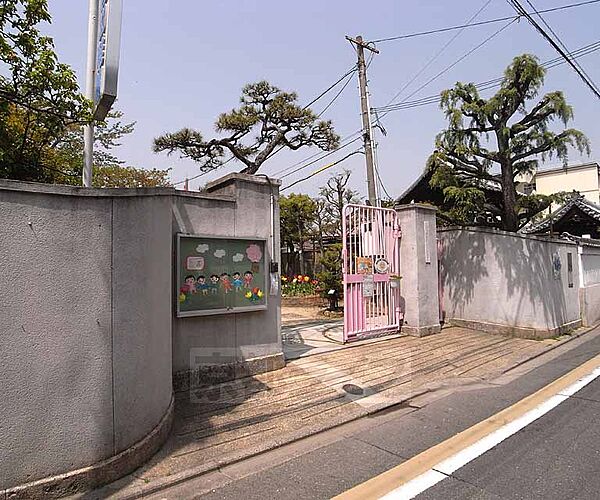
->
534;161;599;177
523;193;600;235
396;167;503;206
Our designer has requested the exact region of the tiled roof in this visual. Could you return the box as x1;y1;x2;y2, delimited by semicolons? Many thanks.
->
523;194;600;234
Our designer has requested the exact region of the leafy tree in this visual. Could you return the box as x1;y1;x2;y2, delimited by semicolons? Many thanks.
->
316;243;343;310
318;169;361;238
428;54;590;232
153;81;340;175
92;165;171;188
279;193;317;275
0;0;89;182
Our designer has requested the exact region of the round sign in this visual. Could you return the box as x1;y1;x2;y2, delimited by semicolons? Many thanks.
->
374;258;390;274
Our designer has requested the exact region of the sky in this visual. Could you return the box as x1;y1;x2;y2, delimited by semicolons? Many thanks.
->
45;0;600;199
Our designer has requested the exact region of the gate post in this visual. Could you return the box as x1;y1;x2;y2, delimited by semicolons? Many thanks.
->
395;204;441;337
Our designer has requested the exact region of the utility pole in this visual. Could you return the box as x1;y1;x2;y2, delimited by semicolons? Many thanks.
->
83;0;99;187
346;35;379;206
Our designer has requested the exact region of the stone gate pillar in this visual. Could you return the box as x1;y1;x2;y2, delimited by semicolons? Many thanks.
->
395;204;441;337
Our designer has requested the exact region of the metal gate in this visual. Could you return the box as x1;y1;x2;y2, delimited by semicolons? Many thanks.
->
342;204;402;342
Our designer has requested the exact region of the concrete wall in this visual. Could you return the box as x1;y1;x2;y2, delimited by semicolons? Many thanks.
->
581;283;600;327
578;242;600;326
580;243;600;286
396;204;441;336
171;174;283;392
438;227;581;338
0;182;174;493
0;173;281;494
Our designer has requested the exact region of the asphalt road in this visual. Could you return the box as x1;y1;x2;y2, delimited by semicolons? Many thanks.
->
145;327;600;500
418;376;600;500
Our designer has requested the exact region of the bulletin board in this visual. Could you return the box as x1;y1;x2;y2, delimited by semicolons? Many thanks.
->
176;234;268;317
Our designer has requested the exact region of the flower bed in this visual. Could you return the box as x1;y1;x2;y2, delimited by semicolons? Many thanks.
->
281;274;319;297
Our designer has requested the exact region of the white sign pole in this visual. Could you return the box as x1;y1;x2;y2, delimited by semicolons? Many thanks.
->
83;0;99;187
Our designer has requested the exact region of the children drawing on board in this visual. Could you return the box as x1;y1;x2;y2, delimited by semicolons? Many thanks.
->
243;271;253;289
209;274;220;295
181;275;197;294
220;273;233;294
232;272;243;292
196;275;208;296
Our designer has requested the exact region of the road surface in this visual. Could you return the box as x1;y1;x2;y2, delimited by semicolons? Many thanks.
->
143;327;600;500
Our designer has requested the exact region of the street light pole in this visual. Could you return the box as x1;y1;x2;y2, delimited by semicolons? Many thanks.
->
83;0;99;187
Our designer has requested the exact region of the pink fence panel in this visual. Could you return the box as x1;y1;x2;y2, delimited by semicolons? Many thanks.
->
342;204;402;342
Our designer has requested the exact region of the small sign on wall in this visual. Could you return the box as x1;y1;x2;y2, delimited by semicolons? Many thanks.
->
363;274;374;297
552;251;562;280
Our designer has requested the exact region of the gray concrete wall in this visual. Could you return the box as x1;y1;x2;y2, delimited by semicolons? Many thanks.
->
438;227;581;337
580;283;600;326
0;174;283;491
172;174;283;391
396;204;441;336
0;183;173;491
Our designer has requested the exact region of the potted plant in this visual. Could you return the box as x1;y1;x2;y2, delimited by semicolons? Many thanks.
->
389;274;402;289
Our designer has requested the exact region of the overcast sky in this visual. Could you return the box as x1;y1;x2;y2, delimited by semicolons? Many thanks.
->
45;0;600;198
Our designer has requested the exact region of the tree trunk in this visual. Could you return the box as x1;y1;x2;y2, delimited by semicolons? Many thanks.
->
497;130;519;232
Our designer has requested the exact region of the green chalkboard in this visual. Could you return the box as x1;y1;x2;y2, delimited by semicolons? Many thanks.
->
176;234;268;317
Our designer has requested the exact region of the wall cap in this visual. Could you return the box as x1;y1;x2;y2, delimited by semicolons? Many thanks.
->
204;172;282;193
437;225;579;246
0;178;235;202
395;203;438;212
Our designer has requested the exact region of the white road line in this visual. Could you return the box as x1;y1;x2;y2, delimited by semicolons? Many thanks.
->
381;365;600;499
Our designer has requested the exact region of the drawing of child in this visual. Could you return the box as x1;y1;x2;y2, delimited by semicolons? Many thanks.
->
209;274;220;294
181;275;196;294
243;271;253;289
196;275;208;295
232;272;243;291
220;273;233;294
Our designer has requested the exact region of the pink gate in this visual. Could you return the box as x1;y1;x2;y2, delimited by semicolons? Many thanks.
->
342;204;402;342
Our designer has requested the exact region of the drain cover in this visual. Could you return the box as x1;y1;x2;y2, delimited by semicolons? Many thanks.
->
342;383;364;395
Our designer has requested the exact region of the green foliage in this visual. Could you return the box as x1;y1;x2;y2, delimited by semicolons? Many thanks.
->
316;243;343;309
428;54;591;231
92;165;172;188
153;81;340;175
280;193;317;253
0;0;90;182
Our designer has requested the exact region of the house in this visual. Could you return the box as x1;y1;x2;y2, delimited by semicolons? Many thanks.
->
523;193;600;239
533;161;600;205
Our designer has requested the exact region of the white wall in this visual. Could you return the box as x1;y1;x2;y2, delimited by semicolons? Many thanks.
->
438;227;581;337
580;244;600;286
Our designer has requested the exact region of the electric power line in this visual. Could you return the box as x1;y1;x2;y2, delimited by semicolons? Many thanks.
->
375;17;518;122
508;0;600;99
171;66;359;187
381;0;493;110
372;37;600;114
371;0;600;43
277;134;363;179
280;149;363;191
525;0;594;85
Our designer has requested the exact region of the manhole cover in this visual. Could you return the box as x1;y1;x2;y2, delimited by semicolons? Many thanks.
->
342;383;364;395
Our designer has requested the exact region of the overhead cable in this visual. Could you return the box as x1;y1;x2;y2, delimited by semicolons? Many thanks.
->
372;40;600;113
280;150;364;191
508;0;600;99
371;0;600;43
